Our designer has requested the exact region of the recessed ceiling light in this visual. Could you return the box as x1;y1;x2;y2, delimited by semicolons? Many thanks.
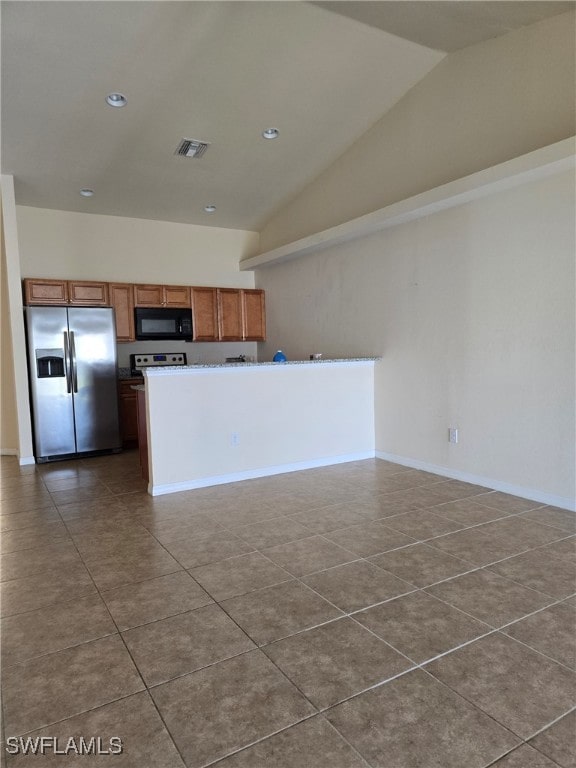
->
106;92;127;108
79;188;94;197
262;128;279;140
204;205;216;213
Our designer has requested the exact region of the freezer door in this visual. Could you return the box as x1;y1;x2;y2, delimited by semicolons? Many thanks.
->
25;307;76;458
68;308;121;453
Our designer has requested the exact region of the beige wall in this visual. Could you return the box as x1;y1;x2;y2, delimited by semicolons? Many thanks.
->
256;170;575;506
16;206;259;287
259;11;576;251
4;205;261;453
0;207;19;453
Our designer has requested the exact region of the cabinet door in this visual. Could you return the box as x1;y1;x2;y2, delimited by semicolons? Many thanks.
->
242;289;266;341
68;281;109;306
191;287;218;341
23;278;68;305
137;388;148;482
118;380;140;447
217;289;243;341
133;284;164;307
164;285;191;307
109;283;135;342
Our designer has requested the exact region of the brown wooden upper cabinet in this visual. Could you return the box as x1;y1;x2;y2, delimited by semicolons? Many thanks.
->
68;280;109;306
109;283;135;342
242;289;266;341
24;278;265;344
191;287;218;341
24;278;108;306
216;288;266;342
217;289;243;341
24;278;68;305
133;284;191;308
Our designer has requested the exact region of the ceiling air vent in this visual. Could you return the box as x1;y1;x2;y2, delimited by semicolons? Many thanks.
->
174;138;210;159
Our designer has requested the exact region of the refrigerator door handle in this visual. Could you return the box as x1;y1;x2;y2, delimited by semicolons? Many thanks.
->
70;331;79;393
63;331;72;394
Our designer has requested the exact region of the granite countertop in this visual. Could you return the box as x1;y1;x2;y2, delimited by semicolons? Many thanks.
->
118;367;142;381
143;357;380;374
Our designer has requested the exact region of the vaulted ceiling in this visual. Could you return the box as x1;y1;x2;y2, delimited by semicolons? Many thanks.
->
2;1;572;231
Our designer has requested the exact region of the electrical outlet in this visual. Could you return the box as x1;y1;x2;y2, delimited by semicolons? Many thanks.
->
448;427;459;444
231;432;240;447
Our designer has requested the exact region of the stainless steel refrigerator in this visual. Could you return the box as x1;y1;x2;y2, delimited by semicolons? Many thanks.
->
25;306;121;462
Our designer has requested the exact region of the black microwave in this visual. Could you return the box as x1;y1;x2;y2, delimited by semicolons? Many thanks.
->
134;307;193;341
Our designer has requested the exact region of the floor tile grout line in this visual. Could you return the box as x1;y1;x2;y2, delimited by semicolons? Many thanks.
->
315;665;423;716
494;627;576;674
344;613;423;668
1;690;133;740
61;517;191;768
418;663;574;751
320;715;374;768
485;742;565;768
254;547;422;618
154;570;332;730
417;666;529;749
6;521;562;646
143;646;259;692
519;704;576;743
418;536;575;580
195;712;321;768
514;511;576;533
0;625;120;672
2;510;570;622
2;454;573;766
479;564;575;601
425;585;572;637
413;519;574;549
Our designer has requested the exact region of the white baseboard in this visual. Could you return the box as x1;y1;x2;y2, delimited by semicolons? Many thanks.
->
149;451;375;496
376;451;575;512
0;449;35;466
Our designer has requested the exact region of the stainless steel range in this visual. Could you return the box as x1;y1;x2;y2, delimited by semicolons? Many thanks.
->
129;352;187;376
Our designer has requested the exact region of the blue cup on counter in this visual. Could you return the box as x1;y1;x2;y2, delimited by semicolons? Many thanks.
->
273;350;287;362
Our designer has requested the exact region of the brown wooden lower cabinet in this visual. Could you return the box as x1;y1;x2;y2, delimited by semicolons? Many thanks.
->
117;379;140;448
136;387;148;482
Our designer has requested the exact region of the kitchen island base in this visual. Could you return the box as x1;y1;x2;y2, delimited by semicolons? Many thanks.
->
143;359;377;496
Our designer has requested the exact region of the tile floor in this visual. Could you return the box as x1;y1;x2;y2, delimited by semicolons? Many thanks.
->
1;452;575;767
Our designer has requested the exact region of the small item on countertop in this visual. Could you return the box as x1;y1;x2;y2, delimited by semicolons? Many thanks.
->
273;350;287;362
309;353;323;360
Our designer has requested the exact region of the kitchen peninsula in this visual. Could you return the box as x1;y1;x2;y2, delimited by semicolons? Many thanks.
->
141;359;378;495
